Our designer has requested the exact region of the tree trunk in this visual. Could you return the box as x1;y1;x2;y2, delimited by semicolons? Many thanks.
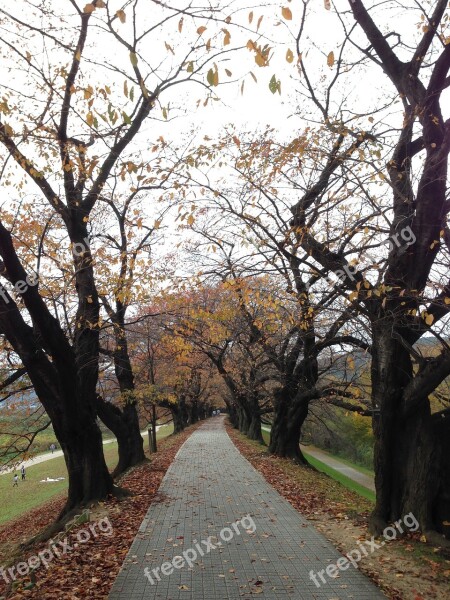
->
433;411;450;537
237;404;250;435
60;417;115;512
370;324;449;538
113;403;145;477
247;413;264;443
172;397;188;433
244;394;264;443
227;402;239;428
95;396;145;477
150;404;158;453
189;401;199;424
268;387;308;463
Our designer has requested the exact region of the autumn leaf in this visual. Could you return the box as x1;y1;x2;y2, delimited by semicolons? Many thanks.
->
269;74;281;94
282;7;292;20
207;68;219;87
116;9;126;23
197;26;206;35
327;51;335;67
84;85;94;100
130;52;138;67
223;29;231;46
83;3;95;13
424;312;434;326
324;0;331;9
286;48;294;63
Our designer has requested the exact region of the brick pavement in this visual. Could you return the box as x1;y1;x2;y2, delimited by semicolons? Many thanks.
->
109;417;385;599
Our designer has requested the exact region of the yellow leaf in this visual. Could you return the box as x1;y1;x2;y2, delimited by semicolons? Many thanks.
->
154;219;161;229
116;9;126;23
424;313;434;326
327;51;335;67
84;3;95;13
282;7;292;20
165;42;175;55
86;111;94;126
223;29;231;46
286;48;294;63
84;85;94;100
187;214;195;226
130;52;138;67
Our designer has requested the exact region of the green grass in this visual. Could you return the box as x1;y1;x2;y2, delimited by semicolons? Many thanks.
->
261;427;375;502
0;424;174;526
311;449;374;476
304;454;376;502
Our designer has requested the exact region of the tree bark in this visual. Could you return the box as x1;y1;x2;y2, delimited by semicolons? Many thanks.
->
268;386;314;463
171;397;188;433
370;323;449;537
237;404;250;435
95;396;145;478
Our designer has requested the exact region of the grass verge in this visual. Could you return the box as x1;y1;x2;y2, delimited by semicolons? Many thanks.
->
261;427;375;500
0;424;174;526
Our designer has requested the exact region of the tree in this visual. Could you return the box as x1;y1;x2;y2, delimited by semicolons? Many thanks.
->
0;0;258;514
169;123;373;460
340;0;450;539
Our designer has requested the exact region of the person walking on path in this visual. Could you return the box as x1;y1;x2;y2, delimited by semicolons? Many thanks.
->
13;473;18;487
21;465;26;481
50;443;56;454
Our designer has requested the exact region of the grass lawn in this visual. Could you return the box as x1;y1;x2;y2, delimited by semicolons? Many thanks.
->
0;423;174;526
304;453;376;502
261;428;375;502
310;448;374;477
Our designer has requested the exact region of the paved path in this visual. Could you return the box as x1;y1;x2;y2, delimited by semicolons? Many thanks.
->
261;426;375;492
109;417;384;599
